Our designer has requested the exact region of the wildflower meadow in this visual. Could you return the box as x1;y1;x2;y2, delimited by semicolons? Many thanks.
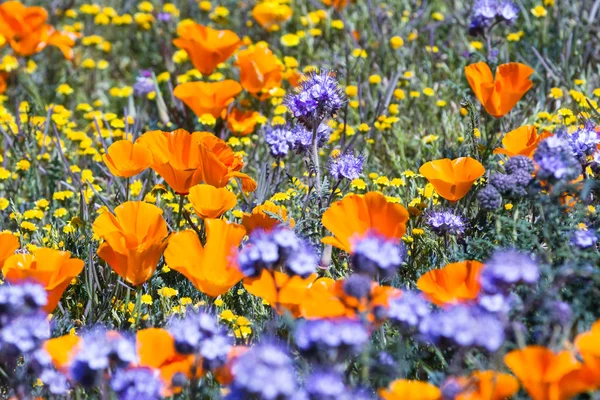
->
1;0;600;398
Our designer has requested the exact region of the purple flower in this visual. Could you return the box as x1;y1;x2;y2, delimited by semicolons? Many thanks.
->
40;369;70;395
305;370;349;400
342;274;373;300
329;152;364;180
386;291;432;328
238;228;317;278
497;1;519;21
568;121;600;163
110;367;163;400
505;156;535;175
0;282;47;325
469;0;518;35
472;0;498;19
0;311;49;357
133;76;155;96
295;318;369;358
265;125;293;157
479;250;539;295
533;136;581;181
350;232;406;278
227;342;297;400
477;185;502;210
157;12;171;22
425;209;466;235
571;229;598;249
289;123;332;151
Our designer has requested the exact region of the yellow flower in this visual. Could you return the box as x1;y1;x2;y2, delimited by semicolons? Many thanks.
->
56;84;74;95
281;34;300;47
214;298;224;307
352;48;367;58
199;1;212;11
369;75;381;84
390;36;404;49
423;87;435;97
0;198;9;211
531;5;548;17
20;221;37;232
358;123;370;132
141;294;153;305
16;160;31;171
331;20;344;29
220;309;236;321
350;178;367;190
394;89;406;100
549;87;563;99
157;287;178;298
432;11;444;20
470;41;483;50
346;85;358;97
505;203;513;210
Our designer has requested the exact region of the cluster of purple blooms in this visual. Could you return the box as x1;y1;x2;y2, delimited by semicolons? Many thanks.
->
133;70;155;97
571;229;598;249
350;232;406;279
425;209;467;236
264;123;331;157
469;0;519;36
567;121;600;164
303;370;374;400
110;367;163;400
386;290;432;329
295;318;369;361
533;136;582;182
329;152;364;181
478;156;534;210
238;227;318;278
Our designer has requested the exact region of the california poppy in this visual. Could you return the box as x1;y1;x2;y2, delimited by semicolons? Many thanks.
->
574;320;600;390
419;157;485;202
188;184;237;219
417;260;484;306
172;22;240;75
454;370;519;400
102;139;152;178
252;1;293;31
504;345;585;400
11;24;77;59
0;73;7;94
321;192;409;253
379;379;442;400
92;201;168;286
164;219;246;297
43;335;81;372
465;62;534;118
137;328;197;396
243;270;317;317
173;80;242;118
0;232;19;269
494;125;552;158
226;108;260;136
235;43;283;94
322;0;350;9
241;201;295;233
2;248;84;312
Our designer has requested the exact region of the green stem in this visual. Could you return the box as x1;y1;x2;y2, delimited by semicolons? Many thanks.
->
176;194;185;229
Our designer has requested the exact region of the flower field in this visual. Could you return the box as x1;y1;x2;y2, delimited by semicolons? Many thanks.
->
1;0;600;398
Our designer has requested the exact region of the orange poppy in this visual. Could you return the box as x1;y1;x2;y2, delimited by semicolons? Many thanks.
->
379;379;442;400
574;320;600;390
173;80;242;118
419;157;485;202
43;335;81;372
235;43;283;94
188;184;237;219
226;108;260;136
243;270;317;317
136;328;197;396
0;72;8;94
172;22;240;75
215;346;249;385
454;371;520;400
164;219;246;297
102;139;152;178
10;24;77;59
465;62;534;118
322;0;350;9
252;1;293;31
2;248;84;312
0;232;19;269
504;345;587;400
417;260;484;306
321;192;409;253
494;126;552;158
241;201;295;233
92;201;168;286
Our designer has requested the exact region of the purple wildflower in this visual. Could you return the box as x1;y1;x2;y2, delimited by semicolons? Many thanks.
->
40;369;70;395
479;250;539;295
133;74;155;96
533;136;581;181
264;125;293;157
469;0;519;35
568;121;600;163
295;318;369;358
350;232;406;278
0;282;47;325
305;370;349;400
289;123;332;151
425;209;466;235
342;274;373;300
329;152;364;180
110;367;163;400
386;291;432;328
0;311;50;357
571;229;598;249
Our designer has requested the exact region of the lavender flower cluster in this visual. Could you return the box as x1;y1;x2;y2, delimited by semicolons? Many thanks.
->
469;0;519;35
264;123;332;157
350;232;407;279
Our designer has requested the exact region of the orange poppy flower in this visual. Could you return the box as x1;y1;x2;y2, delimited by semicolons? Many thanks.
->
188;184;237;219
92;201;168;286
379;379;442;400
0;232;19;269
243;270;317;317
321;192;409;253
0;2;47;40
241;201;295;233
215;346;249;385
252;1;293;32
504;345;586;400
465;62;534;118
322;0;350;9
164;219;246;297
0;72;8;94
2;248;84;312
173;80;242;118
417;260;484;306
226;108;260;136
236;43;283;94
419;157;485;202
43;335;81;372
494;125;552;158
10;24;77;59
172;22;240;75
102;139;152;178
454;371;519;400
137;328;197;396
574;320;600;389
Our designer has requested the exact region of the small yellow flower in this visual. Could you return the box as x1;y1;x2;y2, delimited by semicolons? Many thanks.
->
16;160;31;171
393;89;406;100
432;12;444;21
56;84;74;95
21;221;37;232
423;87;435;97
350;178;367;190
331;20;344;29
346;85;358;97
549;87;563;99
214;298;224;307
220;309;236;321
281;34;300;47
141;294;153;305
531;5;548;17
369;75;381;84
390;36;404;49
157;287;178;298
470;41;483;50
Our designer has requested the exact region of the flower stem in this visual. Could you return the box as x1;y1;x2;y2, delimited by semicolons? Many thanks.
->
311;124;322;209
176;194;185;229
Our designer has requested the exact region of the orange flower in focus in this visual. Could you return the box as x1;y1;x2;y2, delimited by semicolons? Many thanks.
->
494;125;552;158
226;108;260;136
504;346;588;400
44;335;81;372
379;379;441;400
252;1;293;32
236;43;283;94
243;270;316;317
241;201;295;233
322;192;409;253
417;260;484;306
92;201;168;286
465;62;534;118
574;320;600;390
0;232;19;269
174;80;242;118
188;184;237;219
419;157;485;202
164;219;246;297
172;22;240;75
137;328;197;396
454;371;519;400
2;248;84;312
102;140;152;178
